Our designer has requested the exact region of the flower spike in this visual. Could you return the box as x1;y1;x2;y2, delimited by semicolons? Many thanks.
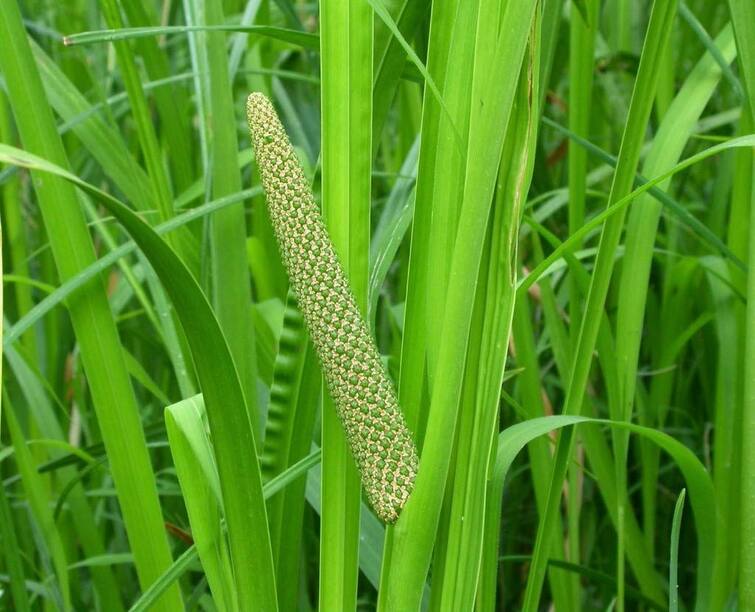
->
246;92;418;523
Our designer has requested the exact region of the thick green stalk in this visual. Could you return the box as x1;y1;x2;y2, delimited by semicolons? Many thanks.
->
379;1;460;590
730;1;755;608
566;5;599;605
381;2;538;608
318;0;373;607
436;28;540;609
0;3;182;608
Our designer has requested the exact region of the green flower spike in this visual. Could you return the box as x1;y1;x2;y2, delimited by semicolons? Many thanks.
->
246;92;419;524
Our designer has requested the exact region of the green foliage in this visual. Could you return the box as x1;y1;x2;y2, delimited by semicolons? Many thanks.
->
0;0;752;610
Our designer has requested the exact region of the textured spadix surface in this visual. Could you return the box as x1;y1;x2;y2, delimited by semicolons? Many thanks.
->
246;92;418;523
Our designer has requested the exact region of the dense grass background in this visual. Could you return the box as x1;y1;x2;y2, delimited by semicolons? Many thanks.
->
0;0;753;610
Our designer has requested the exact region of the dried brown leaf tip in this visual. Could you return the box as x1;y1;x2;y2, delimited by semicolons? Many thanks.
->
246;92;419;523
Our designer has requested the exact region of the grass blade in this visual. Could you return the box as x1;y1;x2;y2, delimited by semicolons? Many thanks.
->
166;396;236;611
129;440;323;611
0;144;278;610
63;24;318;50
669;489;686;612
523;3;679;609
3;400;69;610
518;135;755;297
436;25;541;610
0;4;183;607
0;475;30;611
381;3;538;608
202;0;259;425
496;415;718;608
